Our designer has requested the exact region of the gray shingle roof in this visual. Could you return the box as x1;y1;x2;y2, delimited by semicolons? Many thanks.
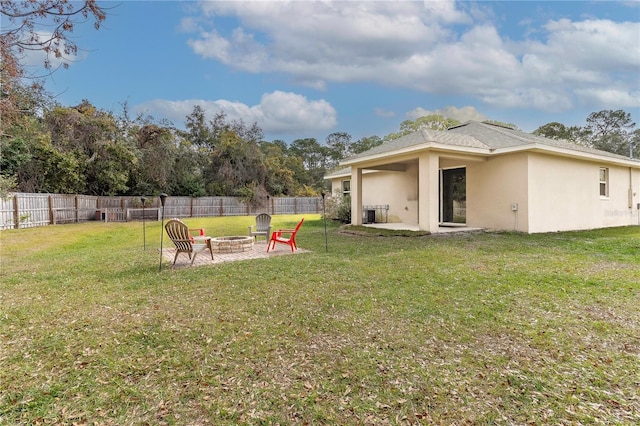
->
324;167;351;178
449;121;638;161
342;121;639;164
344;126;489;162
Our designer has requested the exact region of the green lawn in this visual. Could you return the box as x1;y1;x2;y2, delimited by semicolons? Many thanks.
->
1;216;639;425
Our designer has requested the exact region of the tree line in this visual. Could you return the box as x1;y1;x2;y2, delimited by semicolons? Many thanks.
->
2;89;638;201
0;92;385;199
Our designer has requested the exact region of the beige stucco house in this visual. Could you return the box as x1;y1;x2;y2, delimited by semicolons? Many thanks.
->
325;121;640;233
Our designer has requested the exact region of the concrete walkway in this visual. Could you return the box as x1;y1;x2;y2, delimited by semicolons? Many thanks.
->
162;240;309;268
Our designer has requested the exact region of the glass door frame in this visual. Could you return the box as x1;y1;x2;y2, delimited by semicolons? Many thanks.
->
439;166;467;226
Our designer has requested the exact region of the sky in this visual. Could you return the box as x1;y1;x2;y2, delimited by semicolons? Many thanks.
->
25;0;640;143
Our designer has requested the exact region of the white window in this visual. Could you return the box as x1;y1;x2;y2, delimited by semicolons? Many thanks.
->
342;180;351;196
599;167;609;197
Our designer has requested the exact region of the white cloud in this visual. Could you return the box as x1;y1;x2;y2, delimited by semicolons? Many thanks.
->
574;88;640;108
185;1;640;112
258;91;337;132
134;91;337;135
189;0;466;86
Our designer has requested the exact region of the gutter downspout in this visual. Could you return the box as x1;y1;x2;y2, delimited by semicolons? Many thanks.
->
631;167;639;225
629;166;640;226
629;141;635;214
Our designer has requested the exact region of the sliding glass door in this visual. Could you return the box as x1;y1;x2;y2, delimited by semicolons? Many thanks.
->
440;167;466;225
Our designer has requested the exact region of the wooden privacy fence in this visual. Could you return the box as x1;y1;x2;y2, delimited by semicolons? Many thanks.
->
0;193;324;230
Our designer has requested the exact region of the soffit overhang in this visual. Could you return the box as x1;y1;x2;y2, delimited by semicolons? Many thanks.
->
494;144;640;168
341;143;491;168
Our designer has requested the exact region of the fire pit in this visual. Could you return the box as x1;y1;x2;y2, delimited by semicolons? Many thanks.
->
210;236;254;254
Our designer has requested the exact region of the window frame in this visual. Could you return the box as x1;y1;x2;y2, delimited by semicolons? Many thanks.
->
599;167;609;198
341;180;351;196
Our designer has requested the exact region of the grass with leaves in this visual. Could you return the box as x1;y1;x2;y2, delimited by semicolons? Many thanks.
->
1;216;639;425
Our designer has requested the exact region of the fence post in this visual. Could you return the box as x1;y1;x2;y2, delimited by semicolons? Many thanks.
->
295;197;298;214
48;195;54;225
13;194;19;229
75;195;79;223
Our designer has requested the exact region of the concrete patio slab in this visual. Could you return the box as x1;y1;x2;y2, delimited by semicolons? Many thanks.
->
162;240;309;268
363;223;483;233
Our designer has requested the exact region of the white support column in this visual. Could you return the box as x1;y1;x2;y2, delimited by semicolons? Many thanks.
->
351;167;363;226
418;153;440;232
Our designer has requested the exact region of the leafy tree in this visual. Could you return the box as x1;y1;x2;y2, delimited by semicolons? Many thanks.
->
185;108;265;154
289;138;327;170
184;108;270;197
325;132;352;168
17;132;85;193
386;115;461;141
533;122;583;142
0;121;33;179
351;135;383;154
123;124;176;195
45;100;116;154
170;138;206;197
0;175;17;198
260;141;299;196
1;0;107;78
583;110;637;157
206;130;267;198
0;110;86;194
631;129;640;159
1;1;107;135
289;138;328;193
534;110;638;158
44;100;138;195
0;77;51;139
267;139;289;153
407;115;460;132
85;138;136;196
185;105;215;151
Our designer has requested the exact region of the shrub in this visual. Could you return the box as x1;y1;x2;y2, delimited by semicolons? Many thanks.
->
325;192;351;223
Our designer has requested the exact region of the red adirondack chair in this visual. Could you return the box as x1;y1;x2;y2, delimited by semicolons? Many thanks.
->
267;218;304;252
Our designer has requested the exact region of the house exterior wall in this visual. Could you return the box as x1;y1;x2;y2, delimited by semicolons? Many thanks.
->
362;165;418;223
330;164;419;224
527;153;640;232
466;153;530;232
330;178;348;197
331;148;640;233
